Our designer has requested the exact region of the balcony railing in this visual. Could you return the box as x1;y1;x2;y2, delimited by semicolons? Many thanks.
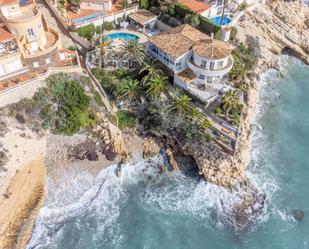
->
187;56;234;77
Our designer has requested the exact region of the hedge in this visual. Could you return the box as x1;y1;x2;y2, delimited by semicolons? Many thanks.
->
77;24;96;41
174;3;220;36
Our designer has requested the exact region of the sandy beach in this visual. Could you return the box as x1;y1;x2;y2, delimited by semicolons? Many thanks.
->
0;158;46;249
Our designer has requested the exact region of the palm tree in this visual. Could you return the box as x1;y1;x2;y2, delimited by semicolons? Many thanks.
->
117;78;140;103
139;59;164;85
146;75;166;98
222;90;240;119
200;118;212;129
95;35;114;68
121;39;145;68
169;94;192;114
187;106;201;120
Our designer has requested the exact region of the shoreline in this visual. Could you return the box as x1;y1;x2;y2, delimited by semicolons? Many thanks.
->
0;158;46;249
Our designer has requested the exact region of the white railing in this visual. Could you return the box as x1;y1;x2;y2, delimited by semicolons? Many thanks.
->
73;5;139;28
187;56;234;77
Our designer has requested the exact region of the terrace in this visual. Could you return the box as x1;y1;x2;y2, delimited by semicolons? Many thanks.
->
5;7;38;22
0;39;19;58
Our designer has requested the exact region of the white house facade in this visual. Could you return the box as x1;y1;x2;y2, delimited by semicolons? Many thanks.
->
147;24;234;104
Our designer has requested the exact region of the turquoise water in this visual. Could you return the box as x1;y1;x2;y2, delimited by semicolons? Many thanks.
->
106;33;139;41
27;56;309;249
210;15;232;26
73;13;104;25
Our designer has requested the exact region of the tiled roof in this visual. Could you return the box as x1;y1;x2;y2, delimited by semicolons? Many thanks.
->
0;27;15;42
176;68;196;83
178;0;210;14
149;24;208;59
192;39;231;59
0;0;19;6
129;10;157;25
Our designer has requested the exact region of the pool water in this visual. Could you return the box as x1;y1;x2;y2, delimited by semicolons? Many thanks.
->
73;12;104;24
106;32;139;41
210;15;232;26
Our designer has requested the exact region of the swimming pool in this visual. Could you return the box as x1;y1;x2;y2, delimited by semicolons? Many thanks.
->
106;32;139;41
73;12;104;24
210;15;232;26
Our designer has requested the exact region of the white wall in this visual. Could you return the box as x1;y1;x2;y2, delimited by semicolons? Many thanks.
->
192;53;229;70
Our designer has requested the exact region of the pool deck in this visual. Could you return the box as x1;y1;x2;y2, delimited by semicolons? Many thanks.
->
104;29;148;44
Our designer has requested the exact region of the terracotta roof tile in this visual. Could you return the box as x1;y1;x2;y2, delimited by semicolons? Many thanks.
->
0;26;15;42
129;10;157;25
0;0;19;6
178;0;210;14
149;24;208;59
192;39;231;59
176;68;196;83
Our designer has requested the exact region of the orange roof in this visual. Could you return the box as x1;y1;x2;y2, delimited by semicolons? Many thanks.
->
0;27;15;42
178;0;210;14
0;0;19;6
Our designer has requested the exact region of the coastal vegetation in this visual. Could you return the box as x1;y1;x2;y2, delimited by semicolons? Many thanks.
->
116;110;136;130
156;2;220;35
6;74;97;135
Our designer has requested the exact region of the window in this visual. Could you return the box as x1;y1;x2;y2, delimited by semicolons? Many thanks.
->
0;65;5;76
217;60;224;68
33;61;39;68
210;61;215;70
217;0;223;5
199;74;205;80
27;28;36;38
201;60;206;68
45;58;51;64
175;62;181;70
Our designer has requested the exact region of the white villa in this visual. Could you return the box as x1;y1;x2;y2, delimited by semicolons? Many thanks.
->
147;24;234;104
178;0;225;19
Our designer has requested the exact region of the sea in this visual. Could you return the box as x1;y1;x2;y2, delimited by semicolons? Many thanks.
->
26;56;309;249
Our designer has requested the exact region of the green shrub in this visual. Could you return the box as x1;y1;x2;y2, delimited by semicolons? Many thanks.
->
77;24;96;41
230;26;238;41
139;0;149;9
68;45;77;51
94;91;104;106
238;2;248;11
102;21;114;31
173;3;220;35
116;110;136;130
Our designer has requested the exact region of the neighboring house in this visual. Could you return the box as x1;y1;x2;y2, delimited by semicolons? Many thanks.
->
178;0;224;19
80;0;112;11
0;26;25;77
0;0;78;81
147;24;234;104
128;10;157;35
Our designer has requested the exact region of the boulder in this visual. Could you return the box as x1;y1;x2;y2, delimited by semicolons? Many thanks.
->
143;138;160;158
108;122;126;156
293;209;304;222
166;148;178;171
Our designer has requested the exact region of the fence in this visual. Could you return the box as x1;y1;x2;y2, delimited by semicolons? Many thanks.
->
0;65;81;107
73;6;139;28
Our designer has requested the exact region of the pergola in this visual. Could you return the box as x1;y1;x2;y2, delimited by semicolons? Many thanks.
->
128;10;157;33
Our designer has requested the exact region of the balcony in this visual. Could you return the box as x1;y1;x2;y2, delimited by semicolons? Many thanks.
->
0;40;19;58
187;56;234;77
5;7;39;23
24;29;60;58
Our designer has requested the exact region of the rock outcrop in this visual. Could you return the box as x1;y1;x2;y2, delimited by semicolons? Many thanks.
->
143;137;161;158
